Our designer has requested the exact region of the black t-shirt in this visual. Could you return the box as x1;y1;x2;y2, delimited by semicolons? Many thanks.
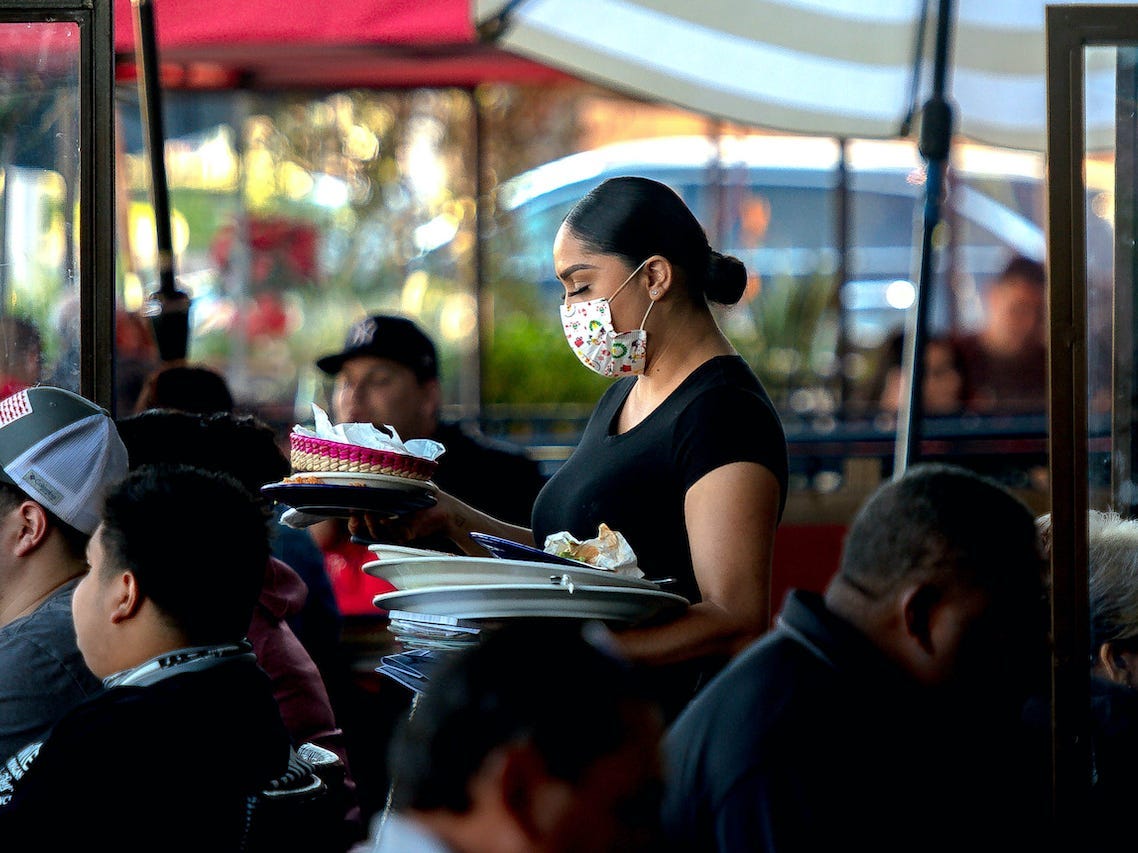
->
532;355;788;605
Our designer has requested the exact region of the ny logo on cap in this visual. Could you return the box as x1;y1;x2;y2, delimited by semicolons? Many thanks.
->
348;319;378;347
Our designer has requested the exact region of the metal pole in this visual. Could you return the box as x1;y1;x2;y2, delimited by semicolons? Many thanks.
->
894;0;955;477
131;0;190;362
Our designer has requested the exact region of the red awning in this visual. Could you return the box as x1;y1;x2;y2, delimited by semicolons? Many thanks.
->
112;0;563;89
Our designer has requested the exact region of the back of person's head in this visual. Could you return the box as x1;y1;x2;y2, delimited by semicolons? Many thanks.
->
134;363;235;415
99;463;268;645
116;409;289;520
838;463;1041;598
563;176;747;307
834;464;1046;694
388;623;664;846
1039;509;1138;658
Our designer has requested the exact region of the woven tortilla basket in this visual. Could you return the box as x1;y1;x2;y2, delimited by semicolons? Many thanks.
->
290;433;437;481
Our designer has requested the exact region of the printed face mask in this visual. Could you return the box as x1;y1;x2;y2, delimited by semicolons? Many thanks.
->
560;260;655;377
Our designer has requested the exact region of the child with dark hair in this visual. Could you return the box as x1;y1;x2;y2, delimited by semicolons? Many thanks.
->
0;465;305;849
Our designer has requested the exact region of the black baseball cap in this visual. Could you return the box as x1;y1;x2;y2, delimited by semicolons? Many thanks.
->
315;315;438;382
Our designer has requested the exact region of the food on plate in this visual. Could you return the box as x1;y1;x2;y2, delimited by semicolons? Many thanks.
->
543;523;643;578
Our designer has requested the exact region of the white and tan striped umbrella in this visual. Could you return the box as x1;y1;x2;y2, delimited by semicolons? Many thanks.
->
474;0;1118;152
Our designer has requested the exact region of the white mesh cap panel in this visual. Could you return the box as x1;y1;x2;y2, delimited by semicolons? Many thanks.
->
4;413;128;535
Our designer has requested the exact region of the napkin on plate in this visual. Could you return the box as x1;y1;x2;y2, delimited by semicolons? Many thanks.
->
294;403;446;461
543;523;643;578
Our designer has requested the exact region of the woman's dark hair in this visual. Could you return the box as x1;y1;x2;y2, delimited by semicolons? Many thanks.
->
562;176;747;306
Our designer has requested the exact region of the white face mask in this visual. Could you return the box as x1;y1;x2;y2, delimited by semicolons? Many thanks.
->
560;260;655;377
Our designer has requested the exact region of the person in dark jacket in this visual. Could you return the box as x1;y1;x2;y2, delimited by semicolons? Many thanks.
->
660;463;1050;852
309;314;546;615
0;465;303;851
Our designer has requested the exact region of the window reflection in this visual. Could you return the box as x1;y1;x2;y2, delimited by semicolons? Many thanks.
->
0;22;80;395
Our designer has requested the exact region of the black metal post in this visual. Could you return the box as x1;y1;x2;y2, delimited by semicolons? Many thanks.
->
131;0;190;362
894;0;955;476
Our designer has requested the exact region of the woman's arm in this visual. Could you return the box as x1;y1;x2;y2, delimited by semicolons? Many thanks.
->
611;460;781;665
350;489;536;554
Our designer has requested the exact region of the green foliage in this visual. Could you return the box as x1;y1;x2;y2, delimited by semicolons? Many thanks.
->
482;299;609;405
727;270;841;408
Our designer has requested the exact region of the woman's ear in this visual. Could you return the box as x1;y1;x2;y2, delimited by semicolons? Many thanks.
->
643;256;673;300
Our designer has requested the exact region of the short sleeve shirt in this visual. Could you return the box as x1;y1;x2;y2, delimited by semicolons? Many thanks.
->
531;355;788;604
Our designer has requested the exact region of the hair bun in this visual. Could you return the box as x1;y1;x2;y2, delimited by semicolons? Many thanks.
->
705;251;747;306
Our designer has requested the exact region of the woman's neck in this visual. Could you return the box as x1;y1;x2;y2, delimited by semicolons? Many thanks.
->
617;308;734;432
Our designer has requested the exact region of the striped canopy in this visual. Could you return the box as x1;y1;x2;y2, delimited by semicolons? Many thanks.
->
474;0;1116;152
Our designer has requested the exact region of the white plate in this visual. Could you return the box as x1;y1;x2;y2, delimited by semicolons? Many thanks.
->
362;554;661;591
373;583;689;625
367;544;455;560
285;471;436;492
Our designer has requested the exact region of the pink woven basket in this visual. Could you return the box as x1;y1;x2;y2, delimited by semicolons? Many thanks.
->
289;433;437;481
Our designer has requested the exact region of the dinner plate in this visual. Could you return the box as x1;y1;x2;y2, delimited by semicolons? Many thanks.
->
367;543;455;560
362;554;661;591
373;583;689;625
469;532;599;569
284;471;436;492
260;482;436;517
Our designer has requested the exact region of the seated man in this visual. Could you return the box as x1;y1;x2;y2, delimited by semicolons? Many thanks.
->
0;386;128;761
356;622;666;853
0;465;324;850
661;462;1050;852
311;314;547;615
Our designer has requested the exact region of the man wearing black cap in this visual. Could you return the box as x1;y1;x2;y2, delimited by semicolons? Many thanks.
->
316;314;545;529
310;315;545;622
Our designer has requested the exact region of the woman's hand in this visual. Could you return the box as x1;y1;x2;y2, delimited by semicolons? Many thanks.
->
348;489;537;555
348;499;453;544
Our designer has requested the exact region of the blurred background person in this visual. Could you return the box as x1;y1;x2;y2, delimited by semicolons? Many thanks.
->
0;317;43;398
865;330;970;422
127;368;341;683
955;255;1047;414
133;362;236;415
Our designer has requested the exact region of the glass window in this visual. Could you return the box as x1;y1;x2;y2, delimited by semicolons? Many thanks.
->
0;22;81;395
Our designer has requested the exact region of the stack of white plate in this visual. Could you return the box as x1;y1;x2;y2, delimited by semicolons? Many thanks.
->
364;543;689;627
